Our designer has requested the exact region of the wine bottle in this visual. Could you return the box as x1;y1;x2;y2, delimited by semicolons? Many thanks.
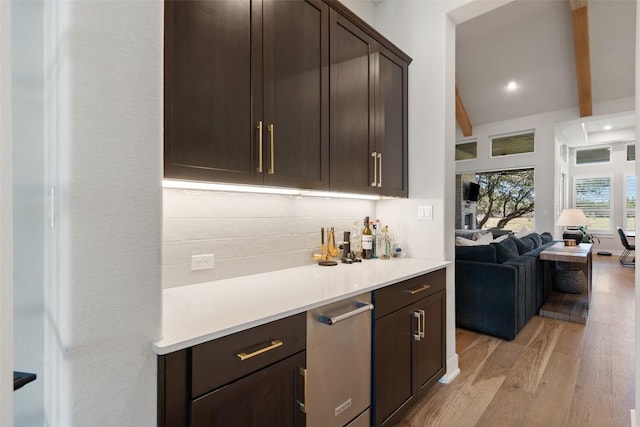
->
362;216;373;259
371;221;377;258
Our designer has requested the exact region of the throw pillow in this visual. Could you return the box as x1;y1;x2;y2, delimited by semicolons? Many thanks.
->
528;232;543;246
522;235;540;249
475;232;494;245
516;225;533;238
493;234;509;243
540;232;553;243
456;236;479;246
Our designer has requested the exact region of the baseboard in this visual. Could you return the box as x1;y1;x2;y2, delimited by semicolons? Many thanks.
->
631;409;636;427
439;353;460;384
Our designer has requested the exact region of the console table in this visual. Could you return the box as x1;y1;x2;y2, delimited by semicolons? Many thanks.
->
539;242;592;324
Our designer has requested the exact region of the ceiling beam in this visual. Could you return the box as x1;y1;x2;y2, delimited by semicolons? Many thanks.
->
570;1;592;117
455;87;473;137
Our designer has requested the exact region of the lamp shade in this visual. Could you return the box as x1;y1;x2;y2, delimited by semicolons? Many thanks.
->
556;208;590;227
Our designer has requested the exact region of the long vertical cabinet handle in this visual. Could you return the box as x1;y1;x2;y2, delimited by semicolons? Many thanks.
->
256;121;263;173
371;152;378;187
268;124;275;175
377;152;383;188
419;309;425;339
413;311;421;341
297;367;307;413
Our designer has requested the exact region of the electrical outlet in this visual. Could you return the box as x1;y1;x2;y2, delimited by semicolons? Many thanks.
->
191;254;214;271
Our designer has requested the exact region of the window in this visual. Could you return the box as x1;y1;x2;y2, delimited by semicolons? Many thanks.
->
490;131;534;157
626;175;636;231
627;144;635;161
576;147;610;165
574;176;612;232
456;141;477;161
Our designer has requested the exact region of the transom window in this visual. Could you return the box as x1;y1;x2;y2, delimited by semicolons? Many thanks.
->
456;141;477;161
490;131;534;157
576;147;610;165
627;144;635;161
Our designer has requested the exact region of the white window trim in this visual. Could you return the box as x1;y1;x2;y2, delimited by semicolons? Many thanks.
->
489;129;535;159
572;174;614;234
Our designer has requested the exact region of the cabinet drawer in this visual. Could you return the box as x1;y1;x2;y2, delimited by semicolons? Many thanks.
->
192;312;306;397
373;269;445;319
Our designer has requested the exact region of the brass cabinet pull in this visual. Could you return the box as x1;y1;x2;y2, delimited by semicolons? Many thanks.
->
268;124;275;175
413;311;421;341
404;284;430;295
236;339;283;361
377;152;382;188
257;121;263;173
297;367;307;413
371;152;378;187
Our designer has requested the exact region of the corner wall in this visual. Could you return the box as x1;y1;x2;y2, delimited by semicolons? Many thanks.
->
43;2;162;424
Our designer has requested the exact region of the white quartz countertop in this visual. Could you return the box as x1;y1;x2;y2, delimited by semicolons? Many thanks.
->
153;257;450;355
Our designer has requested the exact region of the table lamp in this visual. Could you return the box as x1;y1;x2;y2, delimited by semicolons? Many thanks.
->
556;208;589;245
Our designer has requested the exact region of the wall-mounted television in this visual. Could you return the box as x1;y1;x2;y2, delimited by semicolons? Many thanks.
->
463;181;480;202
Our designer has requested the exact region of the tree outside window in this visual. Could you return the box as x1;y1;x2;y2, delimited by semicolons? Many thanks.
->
475;168;535;230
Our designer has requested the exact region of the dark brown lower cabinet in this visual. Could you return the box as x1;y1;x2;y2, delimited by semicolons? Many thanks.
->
192;351;306;427
158;313;306;427
373;270;446;426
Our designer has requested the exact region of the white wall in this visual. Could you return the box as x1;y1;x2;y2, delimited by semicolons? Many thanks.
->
0;1;13;425
163;189;375;287
43;2;162;425
12;1;45;425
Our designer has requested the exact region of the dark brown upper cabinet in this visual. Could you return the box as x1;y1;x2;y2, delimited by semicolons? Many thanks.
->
329;7;410;197
165;0;409;196
165;0;330;190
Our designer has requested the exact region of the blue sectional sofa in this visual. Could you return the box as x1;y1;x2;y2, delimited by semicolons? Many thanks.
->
455;232;556;340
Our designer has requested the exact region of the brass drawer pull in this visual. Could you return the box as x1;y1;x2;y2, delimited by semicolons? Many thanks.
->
236;339;283;361
404;284;430;295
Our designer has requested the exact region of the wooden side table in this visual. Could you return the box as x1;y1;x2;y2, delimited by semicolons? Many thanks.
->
539;242;592;324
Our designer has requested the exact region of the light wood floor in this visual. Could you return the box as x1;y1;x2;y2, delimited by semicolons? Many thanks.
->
397;255;635;427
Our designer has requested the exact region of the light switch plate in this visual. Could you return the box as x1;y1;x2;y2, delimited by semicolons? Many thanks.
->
418;205;433;220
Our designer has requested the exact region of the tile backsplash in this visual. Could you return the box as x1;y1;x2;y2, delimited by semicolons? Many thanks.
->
162;188;376;288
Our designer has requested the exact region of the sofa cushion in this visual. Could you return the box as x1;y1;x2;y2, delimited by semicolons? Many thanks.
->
528;232;543;246
491;239;519;263
508;236;534;255
522;234;540;249
455;245;497;263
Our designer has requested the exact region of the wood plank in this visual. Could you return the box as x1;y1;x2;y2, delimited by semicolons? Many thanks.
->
571;3;592;117
455;86;473;137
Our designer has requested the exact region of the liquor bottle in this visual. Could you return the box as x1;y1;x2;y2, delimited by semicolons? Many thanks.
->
371;221;377;258
362;216;373;259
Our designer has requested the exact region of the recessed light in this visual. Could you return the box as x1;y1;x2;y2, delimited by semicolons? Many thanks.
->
506;81;519;91
603;125;612;131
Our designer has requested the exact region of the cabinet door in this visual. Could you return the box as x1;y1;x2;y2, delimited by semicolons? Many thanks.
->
375;46;408;197
262;0;329;190
329;10;377;194
192;351;306;427
164;0;263;185
414;291;446;393
374;306;413;426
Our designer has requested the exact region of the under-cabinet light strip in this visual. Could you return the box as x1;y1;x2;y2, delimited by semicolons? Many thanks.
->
162;179;380;200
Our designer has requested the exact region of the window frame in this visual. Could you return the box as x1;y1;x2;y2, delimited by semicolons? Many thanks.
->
572;174;614;234
489;130;535;158
627;143;635;162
